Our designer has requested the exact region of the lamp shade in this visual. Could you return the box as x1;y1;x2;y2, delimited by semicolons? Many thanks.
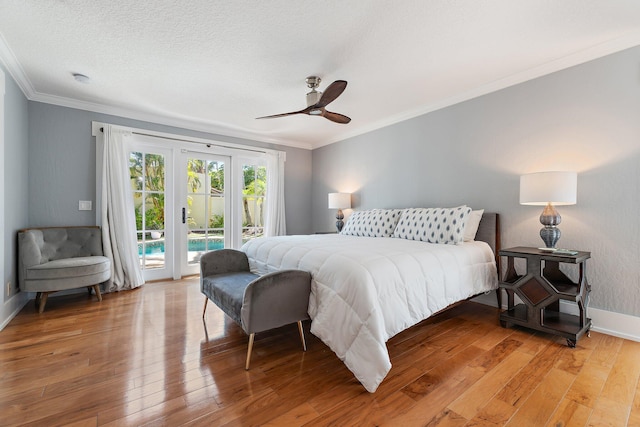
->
520;171;577;206
328;192;351;209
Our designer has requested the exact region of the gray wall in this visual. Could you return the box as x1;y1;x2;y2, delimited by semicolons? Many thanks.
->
27;103;312;235
312;46;640;318
1;63;30;317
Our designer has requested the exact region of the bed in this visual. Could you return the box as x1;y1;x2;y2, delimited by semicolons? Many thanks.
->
241;208;500;392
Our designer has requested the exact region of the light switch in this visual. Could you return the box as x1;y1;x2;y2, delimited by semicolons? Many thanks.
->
79;200;92;211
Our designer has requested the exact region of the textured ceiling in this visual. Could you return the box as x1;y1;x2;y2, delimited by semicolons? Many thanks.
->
1;1;640;149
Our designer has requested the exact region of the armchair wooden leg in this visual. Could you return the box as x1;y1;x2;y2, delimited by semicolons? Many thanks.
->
38;292;49;313
202;297;208;318
298;320;307;352
245;333;255;370
92;285;102;302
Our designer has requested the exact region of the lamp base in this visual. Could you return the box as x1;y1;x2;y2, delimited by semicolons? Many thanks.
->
539;203;562;248
540;226;561;248
335;209;344;233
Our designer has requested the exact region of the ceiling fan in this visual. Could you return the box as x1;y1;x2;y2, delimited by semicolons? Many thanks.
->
256;76;351;124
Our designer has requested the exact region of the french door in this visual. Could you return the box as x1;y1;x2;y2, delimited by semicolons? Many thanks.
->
129;145;174;281
180;152;230;277
126;134;269;281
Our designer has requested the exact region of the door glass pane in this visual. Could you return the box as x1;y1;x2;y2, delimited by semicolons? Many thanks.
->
130;151;166;270
187;194;206;230
187;158;225;265
145;193;165;230
242;164;266;244
130;152;143;191
145;154;165;191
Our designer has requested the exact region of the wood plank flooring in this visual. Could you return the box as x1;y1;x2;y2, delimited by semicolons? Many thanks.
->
1;277;639;426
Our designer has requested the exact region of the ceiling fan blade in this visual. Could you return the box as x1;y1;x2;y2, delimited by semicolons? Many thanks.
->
315;80;347;108
256;110;305;119
323;110;351;124
256;105;315;119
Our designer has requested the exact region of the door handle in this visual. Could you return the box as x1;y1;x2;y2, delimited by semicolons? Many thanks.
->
182;207;186;224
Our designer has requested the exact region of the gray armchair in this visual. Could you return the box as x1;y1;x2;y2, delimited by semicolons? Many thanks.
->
200;249;312;369
18;227;111;312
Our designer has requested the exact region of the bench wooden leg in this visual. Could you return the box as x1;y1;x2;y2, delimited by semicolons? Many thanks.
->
202;297;208;318
92;285;103;302
245;333;255;370
298;321;307;352
38;292;49;313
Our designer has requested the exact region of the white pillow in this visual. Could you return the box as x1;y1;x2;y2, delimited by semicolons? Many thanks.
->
393;206;472;244
463;209;484;242
340;209;402;237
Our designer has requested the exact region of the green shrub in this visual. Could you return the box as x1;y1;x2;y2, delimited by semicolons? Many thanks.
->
209;214;224;229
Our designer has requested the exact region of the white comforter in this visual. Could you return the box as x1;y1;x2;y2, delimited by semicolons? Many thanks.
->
241;234;498;392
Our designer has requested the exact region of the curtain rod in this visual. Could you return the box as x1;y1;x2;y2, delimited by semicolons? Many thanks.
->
99;127;269;155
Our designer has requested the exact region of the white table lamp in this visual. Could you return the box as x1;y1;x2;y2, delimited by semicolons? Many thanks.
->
328;192;351;232
520;171;577;248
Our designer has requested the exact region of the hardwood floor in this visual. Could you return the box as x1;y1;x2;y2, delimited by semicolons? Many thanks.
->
1;277;639;426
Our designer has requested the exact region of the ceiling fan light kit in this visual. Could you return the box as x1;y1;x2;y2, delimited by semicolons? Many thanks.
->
257;76;351;124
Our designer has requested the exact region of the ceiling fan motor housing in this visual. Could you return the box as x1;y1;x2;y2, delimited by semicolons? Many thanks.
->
305;76;321;88
306;90;322;107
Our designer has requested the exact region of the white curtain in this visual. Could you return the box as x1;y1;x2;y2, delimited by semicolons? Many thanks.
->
265;151;286;236
101;125;145;291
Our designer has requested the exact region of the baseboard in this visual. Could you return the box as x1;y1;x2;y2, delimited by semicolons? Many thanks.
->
472;292;640;343
0;288;103;331
0;291;30;331
472;292;500;308
587;307;640;342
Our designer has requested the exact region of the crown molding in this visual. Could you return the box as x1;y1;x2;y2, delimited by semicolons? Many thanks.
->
312;32;640;149
0;34;313;151
2;30;639;152
0;32;36;97
30;92;314;150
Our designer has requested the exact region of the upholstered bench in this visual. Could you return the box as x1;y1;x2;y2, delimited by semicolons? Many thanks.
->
18;227;111;313
200;249;312;369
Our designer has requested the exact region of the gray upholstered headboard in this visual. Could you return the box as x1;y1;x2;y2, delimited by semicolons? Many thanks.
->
475;212;500;265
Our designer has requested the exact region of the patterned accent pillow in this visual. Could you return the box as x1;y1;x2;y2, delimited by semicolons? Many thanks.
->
340;209;402;237
393;206;472;244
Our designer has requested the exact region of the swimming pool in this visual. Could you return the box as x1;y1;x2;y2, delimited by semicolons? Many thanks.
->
139;238;224;255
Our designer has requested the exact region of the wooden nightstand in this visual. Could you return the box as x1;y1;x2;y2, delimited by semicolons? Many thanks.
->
498;246;591;347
